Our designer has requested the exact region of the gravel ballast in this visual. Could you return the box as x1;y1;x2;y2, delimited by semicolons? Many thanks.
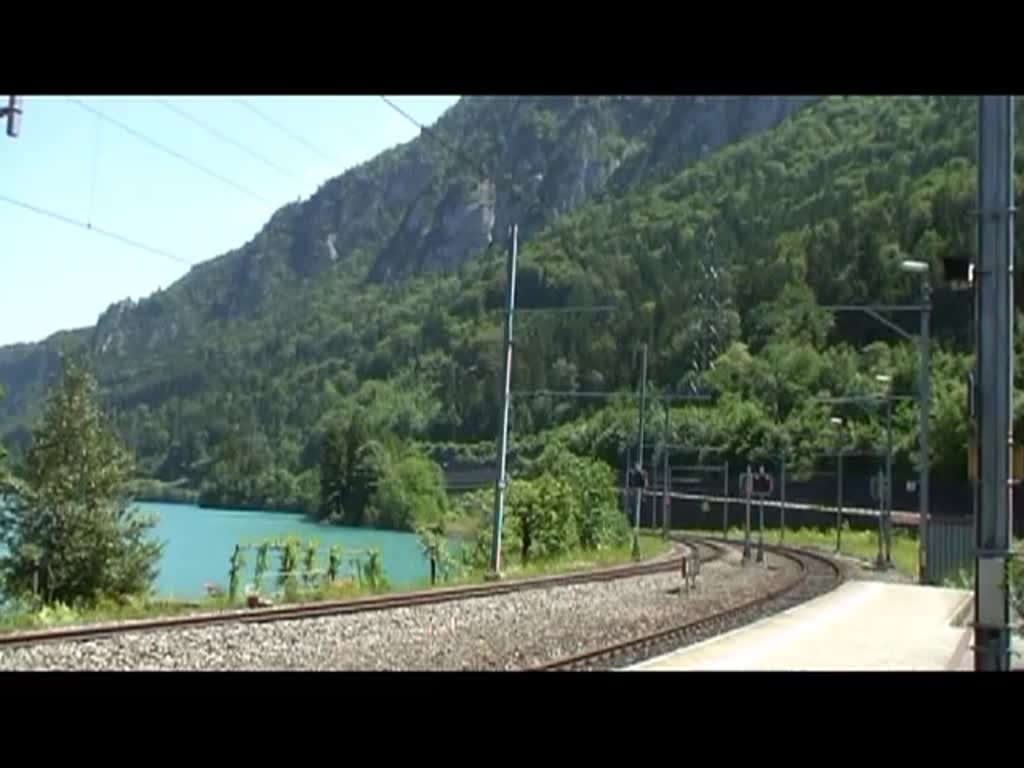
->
0;546;800;671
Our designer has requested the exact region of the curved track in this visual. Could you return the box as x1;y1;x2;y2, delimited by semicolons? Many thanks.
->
0;536;725;650
533;537;843;671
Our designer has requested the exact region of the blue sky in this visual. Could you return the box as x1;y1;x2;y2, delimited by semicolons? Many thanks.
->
0;95;460;347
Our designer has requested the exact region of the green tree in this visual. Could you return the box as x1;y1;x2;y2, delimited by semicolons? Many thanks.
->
534;443;628;550
504;475;579;563
319;420;347;520
0;356;162;606
318;414;383;524
371;449;448;530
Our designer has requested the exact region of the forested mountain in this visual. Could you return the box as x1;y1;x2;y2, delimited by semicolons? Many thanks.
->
0;96;810;426
1;95;1020;517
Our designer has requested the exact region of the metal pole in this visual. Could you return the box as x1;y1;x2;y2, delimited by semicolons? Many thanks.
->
622;446;631;518
489;225;518;577
743;464;752;562
876;469;886;567
756;496;765;563
974;95;1014;671
450;363;456;443
633;344;648;545
885;396;894;565
662;403;670;539
780;454;786;543
723;460;730;538
836;448;844;553
919;277;931;584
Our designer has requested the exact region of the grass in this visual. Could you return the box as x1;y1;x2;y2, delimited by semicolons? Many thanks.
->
379;532;671;590
0;533;672;634
474;533;670;581
676;524;921;579
0;594;235;633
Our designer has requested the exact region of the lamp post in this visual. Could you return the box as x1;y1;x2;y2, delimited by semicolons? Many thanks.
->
821;258;932;583
831;417;844;553
900;259;932;583
875;374;895;567
815;388;913;564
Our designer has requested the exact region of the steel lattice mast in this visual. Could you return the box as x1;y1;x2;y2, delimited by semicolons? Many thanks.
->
686;225;725;395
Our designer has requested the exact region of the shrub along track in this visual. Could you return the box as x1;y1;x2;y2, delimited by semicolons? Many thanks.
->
534;538;843;671
0;537;724;651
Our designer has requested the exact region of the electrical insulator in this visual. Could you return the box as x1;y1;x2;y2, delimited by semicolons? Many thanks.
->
3;96;23;138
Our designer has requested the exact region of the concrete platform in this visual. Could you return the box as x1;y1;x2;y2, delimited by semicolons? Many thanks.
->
630;581;976;671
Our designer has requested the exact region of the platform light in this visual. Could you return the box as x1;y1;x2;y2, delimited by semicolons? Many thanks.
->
900;259;930;274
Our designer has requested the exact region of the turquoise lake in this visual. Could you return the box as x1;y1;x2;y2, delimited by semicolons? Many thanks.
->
140;502;431;599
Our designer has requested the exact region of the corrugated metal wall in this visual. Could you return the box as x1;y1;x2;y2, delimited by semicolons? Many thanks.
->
925;516;974;585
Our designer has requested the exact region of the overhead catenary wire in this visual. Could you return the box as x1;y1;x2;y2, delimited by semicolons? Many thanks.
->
156;99;303;183
68;98;274;206
0;192;192;267
378;95;528;204
237;99;340;166
87;114;102;225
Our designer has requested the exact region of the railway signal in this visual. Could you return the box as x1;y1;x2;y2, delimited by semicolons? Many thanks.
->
749;466;774;564
741;466;752;561
628;465;647;489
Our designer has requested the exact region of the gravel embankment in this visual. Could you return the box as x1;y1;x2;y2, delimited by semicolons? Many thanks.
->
0;547;799;671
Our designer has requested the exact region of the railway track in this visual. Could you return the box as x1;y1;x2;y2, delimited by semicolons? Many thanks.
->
0;536;725;650
533;537;842;671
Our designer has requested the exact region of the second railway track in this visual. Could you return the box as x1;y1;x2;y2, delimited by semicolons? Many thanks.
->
534;538;843;671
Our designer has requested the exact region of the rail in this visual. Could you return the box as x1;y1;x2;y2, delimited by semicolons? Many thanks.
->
0;538;723;649
534;538;843;671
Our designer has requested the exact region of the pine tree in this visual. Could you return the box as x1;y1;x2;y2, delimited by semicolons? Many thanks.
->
0;355;162;606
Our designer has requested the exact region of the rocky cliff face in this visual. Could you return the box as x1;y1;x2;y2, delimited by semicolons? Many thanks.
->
371;96;816;280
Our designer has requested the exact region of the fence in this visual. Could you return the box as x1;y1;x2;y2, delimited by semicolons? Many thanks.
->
925;516;974;585
437;454;1024;547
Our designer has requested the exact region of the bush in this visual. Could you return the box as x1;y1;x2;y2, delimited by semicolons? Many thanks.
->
505;477;578;563
370;450;448;530
534;443;628;550
458;442;629;569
